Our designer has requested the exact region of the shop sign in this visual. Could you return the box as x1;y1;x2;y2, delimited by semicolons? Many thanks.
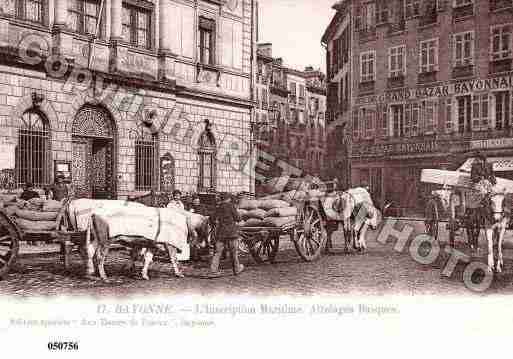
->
356;75;513;105
459;157;513;172
470;137;513;150
352;140;437;157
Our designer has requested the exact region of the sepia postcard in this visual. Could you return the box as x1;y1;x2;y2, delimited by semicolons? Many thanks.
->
1;0;513;356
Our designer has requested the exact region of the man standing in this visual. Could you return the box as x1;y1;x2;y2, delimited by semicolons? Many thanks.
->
209;192;244;277
48;175;69;201
19;182;39;201
167;190;185;210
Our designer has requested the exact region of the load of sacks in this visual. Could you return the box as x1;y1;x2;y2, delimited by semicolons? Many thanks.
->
237;198;298;228
0;194;63;231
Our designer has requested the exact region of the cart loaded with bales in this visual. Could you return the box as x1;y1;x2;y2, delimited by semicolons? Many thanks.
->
0;195;82;279
421;160;513;249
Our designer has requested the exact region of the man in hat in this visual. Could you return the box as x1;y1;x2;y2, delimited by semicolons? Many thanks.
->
48;174;69;202
471;151;496;186
20;182;40;201
209;192;244;277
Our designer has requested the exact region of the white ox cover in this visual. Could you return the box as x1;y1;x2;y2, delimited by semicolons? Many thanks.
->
322;187;375;221
68;199;146;231
91;206;190;261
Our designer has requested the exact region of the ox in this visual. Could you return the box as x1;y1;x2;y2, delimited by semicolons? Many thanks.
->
482;188;509;273
325;188;381;253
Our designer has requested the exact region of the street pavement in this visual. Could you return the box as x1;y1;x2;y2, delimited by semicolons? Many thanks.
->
1;218;512;297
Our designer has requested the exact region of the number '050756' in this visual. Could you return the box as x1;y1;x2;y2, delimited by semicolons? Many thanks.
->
47;342;78;350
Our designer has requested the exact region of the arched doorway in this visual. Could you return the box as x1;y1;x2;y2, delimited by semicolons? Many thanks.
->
72;105;116;199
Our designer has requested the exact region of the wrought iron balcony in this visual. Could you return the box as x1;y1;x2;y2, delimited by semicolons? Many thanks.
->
359;81;375;94
452;64;474;78
490;0;513;12
387;75;405;89
417;71;438;84
452;4;474;21
489;58;512;74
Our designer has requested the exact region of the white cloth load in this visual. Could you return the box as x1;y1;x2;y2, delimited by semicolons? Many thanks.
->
91;205;190;261
421;169;513;193
322;187;375;221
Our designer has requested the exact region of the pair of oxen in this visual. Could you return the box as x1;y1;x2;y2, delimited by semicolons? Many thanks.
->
67;199;211;281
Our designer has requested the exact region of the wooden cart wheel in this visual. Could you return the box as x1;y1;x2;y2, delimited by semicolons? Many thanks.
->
249;232;279;264
0;211;20;279
425;198;439;241
293;205;326;262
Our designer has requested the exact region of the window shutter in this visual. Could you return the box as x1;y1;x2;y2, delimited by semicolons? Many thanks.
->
352;108;359;138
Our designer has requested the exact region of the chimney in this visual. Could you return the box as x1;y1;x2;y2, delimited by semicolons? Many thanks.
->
258;43;273;58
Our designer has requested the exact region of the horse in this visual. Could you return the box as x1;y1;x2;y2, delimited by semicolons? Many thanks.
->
481;188;509;273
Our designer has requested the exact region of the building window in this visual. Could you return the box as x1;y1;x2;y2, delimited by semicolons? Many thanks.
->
379;104;388;137
198;125;217;190
391;104;404;137
352;109;360;138
15;110;50;187
405;103;420;137
135;127;157;191
16;0;44;24
361;107;376;138
419;38;439;73
472;94;490;131
453;0;473;7
457;95;472;132
405;0;420;18
198;17;215;65
68;0;101;36
360;51;375;82
122;3;152;49
490;24;512;61
423;100;437;133
356;2;376;31
389;45;406;78
289;82;297;96
445;99;453;133
454;31;474;67
376;0;389;24
495;91;511;130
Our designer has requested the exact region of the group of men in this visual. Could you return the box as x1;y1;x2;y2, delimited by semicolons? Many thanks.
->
20;175;69;202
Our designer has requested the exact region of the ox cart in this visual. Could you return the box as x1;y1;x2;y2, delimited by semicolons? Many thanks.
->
422;166;513;248
0;199;83;279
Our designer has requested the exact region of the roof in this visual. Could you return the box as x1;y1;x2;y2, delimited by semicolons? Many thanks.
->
321;1;350;44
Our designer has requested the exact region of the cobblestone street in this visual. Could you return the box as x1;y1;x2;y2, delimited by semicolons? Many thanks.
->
1;219;513;297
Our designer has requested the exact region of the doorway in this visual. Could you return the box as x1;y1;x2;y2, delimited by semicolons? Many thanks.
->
71;106;115;199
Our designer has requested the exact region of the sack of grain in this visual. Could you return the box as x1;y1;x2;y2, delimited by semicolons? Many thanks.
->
258;193;284;201
261;177;285;194
262;216;296;228
258;199;290;210
15;218;57;231
15;208;59;221
243;218;266;227
237;209;249;219
265;206;298;218
238;199;262;210
281;190;307;202
4;206;17;217
28;197;45;208
42;199;62;212
243;208;267;220
0;194;17;203
284;178;311;192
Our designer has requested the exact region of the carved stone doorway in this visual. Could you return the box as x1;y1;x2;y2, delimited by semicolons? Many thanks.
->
71;106;115;199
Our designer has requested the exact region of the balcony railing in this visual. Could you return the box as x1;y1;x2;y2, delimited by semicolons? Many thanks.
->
358;27;377;43
418;71;437;84
452;64;474;78
452;4;474;21
387;75;405;89
359;81;375;94
489;58;512;74
490;0;513;12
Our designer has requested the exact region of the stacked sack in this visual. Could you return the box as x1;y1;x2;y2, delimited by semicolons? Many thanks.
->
4;198;63;231
237;199;298;228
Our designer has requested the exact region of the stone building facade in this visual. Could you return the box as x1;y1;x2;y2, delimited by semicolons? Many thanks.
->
0;0;257;199
324;0;513;211
255;43;327;182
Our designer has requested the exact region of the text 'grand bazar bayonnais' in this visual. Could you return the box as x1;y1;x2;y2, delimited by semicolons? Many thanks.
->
357;75;513;105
